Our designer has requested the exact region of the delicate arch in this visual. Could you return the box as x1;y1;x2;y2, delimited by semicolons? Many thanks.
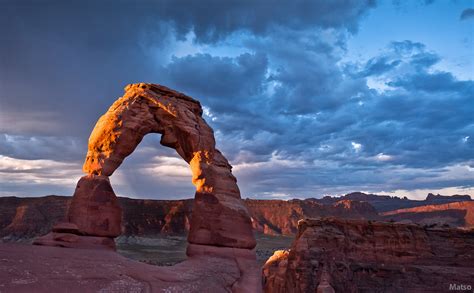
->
80;83;255;249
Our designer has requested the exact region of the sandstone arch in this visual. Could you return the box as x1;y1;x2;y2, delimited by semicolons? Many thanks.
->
73;83;255;248
33;83;260;292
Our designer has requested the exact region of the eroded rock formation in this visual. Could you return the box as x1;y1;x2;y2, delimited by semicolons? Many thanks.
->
31;83;259;292
263;218;474;293
381;201;474;228
82;83;255;248
246;199;379;235
68;175;122;237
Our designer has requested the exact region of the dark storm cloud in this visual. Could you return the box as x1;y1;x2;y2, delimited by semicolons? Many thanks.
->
157;0;376;42
460;8;474;20
111;30;473;196
0;134;85;161
164;52;268;114
0;0;375;136
0;0;173;137
1;0;472;198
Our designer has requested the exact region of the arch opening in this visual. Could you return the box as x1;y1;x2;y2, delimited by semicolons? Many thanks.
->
109;134;194;200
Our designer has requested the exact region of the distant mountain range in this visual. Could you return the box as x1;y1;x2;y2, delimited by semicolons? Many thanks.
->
0;192;472;241
317;192;472;212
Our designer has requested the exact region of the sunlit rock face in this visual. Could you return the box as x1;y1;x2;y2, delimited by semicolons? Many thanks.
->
381;201;474;228
262;218;474;293
82;83;255;249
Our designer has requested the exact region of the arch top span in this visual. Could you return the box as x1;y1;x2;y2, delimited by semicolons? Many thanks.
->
80;83;256;249
84;83;208;175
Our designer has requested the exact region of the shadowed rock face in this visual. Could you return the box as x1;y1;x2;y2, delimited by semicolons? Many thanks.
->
263;218;474;293
81;83;255;248
68;175;122;237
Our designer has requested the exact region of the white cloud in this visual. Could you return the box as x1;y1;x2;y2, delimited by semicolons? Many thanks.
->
144;156;191;178
233;151;307;173
0;155;82;196
375;153;393;161
202;106;217;121
351;141;362;152
0;155;79;173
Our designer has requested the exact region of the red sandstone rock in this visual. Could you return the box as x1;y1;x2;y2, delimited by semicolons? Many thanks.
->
68;175;122;237
381;201;474;228
23;83;260;292
263;218;474;293
262;250;290;292
186;243;261;292
33;232;116;250
0;196;70;239
81;83;255;249
51;222;80;234
0;243;259;292
245;198;379;235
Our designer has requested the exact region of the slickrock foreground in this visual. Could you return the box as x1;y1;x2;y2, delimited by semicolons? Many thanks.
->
29;83;260;292
263;218;474;293
0;243;259;292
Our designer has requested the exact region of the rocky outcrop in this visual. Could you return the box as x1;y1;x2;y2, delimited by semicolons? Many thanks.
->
30;83;259;292
0;196;70;240
68;175;122;237
381;201;474;228
81;83;254;249
33;179;123;249
263;218;474;293
245;199;379;235
34;222;117;250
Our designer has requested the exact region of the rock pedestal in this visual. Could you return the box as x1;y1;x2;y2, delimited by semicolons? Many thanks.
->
34;175;122;250
68;175;122;237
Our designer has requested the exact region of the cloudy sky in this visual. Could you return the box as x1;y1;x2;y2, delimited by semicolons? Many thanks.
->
0;0;473;200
